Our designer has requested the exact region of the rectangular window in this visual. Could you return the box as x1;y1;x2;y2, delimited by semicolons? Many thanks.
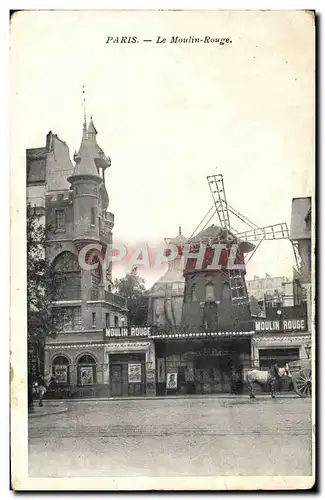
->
58;307;82;331
74;308;82;328
91;207;96;226
106;313;110;329
55;209;65;231
92;312;96;327
114;315;119;327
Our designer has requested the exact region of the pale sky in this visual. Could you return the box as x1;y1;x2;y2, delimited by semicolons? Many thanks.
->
11;10;315;287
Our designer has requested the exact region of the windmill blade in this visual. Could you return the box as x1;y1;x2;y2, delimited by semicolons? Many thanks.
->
245;237;265;265
207;174;231;229
236;223;289;242
226;203;259;229
189;205;217;240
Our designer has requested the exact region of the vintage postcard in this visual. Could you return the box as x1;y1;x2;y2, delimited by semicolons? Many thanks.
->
10;9;315;491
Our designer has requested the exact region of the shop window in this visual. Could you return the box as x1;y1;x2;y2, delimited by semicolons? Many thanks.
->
258;348;299;369
77;355;96;385
55;209;65;231
205;283;215;301
52;355;70;384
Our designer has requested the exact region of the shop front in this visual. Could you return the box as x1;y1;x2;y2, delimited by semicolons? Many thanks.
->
251;334;311;368
153;332;253;395
251;315;311;369
109;352;146;397
103;334;156;397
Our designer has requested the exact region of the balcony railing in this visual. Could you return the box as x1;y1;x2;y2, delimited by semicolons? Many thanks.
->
89;288;127;309
104;290;127;309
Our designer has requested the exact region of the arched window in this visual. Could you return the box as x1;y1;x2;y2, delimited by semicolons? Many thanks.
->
191;284;197;302
222;283;231;300
52;252;81;300
90;255;102;300
52;355;70;384
205;283;215;301
77;354;96;385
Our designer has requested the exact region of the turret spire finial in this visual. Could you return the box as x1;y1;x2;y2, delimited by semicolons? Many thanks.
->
82;85;87;132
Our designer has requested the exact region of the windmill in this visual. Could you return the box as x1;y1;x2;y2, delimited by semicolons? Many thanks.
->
196;172;296;305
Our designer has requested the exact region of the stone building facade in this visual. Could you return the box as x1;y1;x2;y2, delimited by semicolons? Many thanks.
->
147;227;187;330
250;197;313;369
27;119;156;397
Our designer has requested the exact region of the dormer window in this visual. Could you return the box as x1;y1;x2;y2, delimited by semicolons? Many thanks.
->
205;283;215;301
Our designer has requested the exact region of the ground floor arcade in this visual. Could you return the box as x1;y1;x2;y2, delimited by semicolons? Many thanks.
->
42;330;311;398
154;336;251;395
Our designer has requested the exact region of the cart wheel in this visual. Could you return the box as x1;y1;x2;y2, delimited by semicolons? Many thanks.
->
293;369;312;398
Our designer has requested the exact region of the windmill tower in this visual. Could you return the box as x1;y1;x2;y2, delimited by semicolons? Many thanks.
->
181;172;290;332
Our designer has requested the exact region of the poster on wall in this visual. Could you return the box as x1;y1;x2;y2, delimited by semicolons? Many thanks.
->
146;369;156;383
166;372;178;389
54;365;68;384
128;364;142;383
80;366;93;385
157;358;166;383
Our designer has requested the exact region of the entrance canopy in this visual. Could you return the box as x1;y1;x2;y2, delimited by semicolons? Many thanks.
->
150;330;254;339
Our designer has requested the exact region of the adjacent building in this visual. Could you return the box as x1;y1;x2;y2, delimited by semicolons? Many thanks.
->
247;274;304;308
250;197;312;369
27;119;152;397
147;227;187;330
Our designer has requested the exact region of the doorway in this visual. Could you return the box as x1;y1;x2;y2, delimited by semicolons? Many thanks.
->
194;355;232;393
109;353;145;397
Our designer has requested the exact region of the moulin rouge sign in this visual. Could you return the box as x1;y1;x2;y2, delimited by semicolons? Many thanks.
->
254;318;307;333
105;326;154;338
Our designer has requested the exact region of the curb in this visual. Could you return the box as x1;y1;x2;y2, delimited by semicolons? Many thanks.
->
28;406;69;418
47;394;300;403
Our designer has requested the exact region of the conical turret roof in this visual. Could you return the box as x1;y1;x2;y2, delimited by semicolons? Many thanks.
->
87;116;97;135
69;137;101;180
166;226;187;246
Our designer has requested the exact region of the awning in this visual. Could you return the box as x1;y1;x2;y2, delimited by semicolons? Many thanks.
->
151;331;255;339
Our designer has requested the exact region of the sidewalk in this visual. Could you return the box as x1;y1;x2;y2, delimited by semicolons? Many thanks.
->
28;402;69;418
48;393;300;403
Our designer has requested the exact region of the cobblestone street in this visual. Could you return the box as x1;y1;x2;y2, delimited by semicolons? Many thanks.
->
28;397;312;478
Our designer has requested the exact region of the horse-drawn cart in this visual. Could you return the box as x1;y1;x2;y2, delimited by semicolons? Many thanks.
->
288;359;312;398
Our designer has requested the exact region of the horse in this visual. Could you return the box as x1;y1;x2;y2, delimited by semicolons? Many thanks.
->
246;363;291;399
33;373;56;407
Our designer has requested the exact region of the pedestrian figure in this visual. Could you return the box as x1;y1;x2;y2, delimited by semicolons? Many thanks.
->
34;372;55;407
